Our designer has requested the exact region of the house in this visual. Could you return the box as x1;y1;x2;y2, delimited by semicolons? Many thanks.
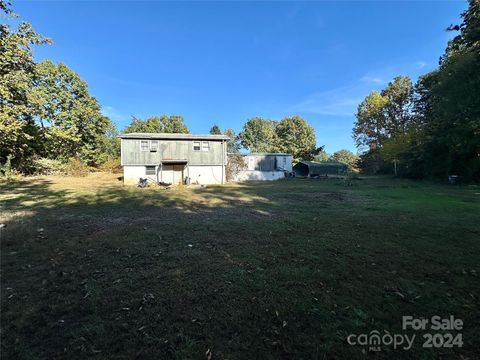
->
293;160;347;177
230;153;292;181
119;133;229;185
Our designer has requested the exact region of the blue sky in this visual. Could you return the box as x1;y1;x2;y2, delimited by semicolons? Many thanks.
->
15;1;465;152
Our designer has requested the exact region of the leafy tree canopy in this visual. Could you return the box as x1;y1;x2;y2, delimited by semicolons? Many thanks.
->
224;128;241;153
209;124;221;135
123;115;189;134
238;117;277;153
331;149;359;171
275;115;316;162
0;4;51;168
29;59;110;161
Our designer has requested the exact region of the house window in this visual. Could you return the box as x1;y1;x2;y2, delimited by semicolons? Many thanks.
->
193;141;201;151
145;166;156;175
202;141;209;151
150;140;158;152
140;140;149;151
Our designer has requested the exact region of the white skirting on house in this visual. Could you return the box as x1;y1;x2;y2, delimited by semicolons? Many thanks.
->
123;165;225;185
233;170;286;182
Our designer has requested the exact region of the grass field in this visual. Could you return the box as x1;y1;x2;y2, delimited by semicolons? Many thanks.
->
1;173;479;359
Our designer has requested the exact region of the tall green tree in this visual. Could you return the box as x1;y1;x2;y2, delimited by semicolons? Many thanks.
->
275;115;316;162
353;90;388;149
224;128;241;153
313;146;330;162
412;0;480;179
238;117;277;152
29;59;110;162
353;76;414;150
381;76;414;135
123;115;189;134
0;6;51;168
0;0;12;14
209;124;221;135
331;149;360;171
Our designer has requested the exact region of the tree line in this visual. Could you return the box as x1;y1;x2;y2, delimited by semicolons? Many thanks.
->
0;0;327;176
353;0;479;181
0;1;118;175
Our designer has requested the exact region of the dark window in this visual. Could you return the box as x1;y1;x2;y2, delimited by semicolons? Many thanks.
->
146;166;156;175
150;140;158;151
193;141;201;151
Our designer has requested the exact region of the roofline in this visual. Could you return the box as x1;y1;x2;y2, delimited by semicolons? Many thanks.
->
118;132;230;140
228;152;292;156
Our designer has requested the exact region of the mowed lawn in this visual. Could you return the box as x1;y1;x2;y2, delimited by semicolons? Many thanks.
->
1;173;479;359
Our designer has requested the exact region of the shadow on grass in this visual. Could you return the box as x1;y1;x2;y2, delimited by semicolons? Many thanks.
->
1;177;479;359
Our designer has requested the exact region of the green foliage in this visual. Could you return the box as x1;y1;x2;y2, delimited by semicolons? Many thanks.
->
238;117;277;152
123;115;189;134
238;116;316;161
353;76;414;150
99;157;122;173
0;154;13;179
0;11;51;170
275;115;316;162
0;0;12;14
331;149;359;172
224;128;241;153
354;1;480;180
1;3;117;174
29;59;110;162
313;146;330;162
209;124;221;135
65;157;89;177
32;157;66;175
411;0;480;180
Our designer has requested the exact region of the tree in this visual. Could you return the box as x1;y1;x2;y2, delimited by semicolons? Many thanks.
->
353;90;388;149
353;76;416;174
29;59;110;163
123;115;189;134
0;0;12;15
224;128;240;153
275;115;316;162
313;146;330;162
381;76;414;135
411;0;480;179
238;117;277;152
162;115;188;133
353;76;414;150
209;124;221;135
331;149;359;171
0;8;51;169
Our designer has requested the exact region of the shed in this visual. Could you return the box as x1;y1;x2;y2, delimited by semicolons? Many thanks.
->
293;160;347;177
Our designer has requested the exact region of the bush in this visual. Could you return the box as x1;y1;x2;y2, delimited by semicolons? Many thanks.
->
66;157;89;177
0;155;18;180
226;154;247;181
99;157;122;173
32;158;67;175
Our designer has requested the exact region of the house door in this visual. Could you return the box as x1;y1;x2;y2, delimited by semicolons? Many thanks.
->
173;164;184;185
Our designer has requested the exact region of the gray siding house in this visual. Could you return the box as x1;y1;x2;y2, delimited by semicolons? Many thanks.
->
119;133;229;185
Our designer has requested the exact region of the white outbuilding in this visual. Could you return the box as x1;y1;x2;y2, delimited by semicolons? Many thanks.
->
230;153;293;181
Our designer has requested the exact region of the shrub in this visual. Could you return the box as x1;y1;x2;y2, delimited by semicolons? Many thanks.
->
0;155;16;180
66;157;89;177
32;158;67;175
99;157;122;173
226;154;247;181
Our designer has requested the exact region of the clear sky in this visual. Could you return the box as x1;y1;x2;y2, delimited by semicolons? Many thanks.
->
14;1;466;152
